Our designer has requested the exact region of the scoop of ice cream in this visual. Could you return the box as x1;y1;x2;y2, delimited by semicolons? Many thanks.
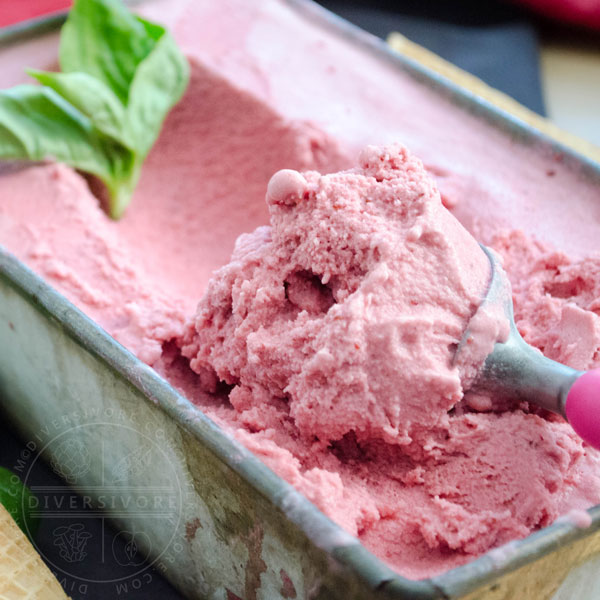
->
182;145;496;446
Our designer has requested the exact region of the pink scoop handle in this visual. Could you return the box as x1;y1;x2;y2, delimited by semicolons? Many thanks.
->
565;369;600;450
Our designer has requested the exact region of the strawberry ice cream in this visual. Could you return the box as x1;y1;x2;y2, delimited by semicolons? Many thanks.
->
182;145;495;448
1;0;600;583
177;145;600;579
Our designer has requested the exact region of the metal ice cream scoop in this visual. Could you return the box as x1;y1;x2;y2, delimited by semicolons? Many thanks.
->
457;245;600;450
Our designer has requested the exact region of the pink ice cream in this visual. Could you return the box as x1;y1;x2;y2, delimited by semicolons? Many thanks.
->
2;0;600;581
182;145;494;448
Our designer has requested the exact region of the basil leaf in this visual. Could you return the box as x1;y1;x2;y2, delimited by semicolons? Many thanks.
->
59;0;156;103
126;24;189;156
0;84;137;220
27;70;128;146
104;160;142;219
0;85;122;179
0;0;189;219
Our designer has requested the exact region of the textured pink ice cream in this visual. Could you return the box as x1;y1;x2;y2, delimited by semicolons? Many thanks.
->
2;0;600;581
178;147;600;579
0;58;347;364
182;145;493;447
492;231;600;371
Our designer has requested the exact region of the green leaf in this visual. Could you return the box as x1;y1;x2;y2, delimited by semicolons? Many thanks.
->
0;0;189;219
102;166;141;219
0;85;137;218
27;69;128;146
0;84;116;178
126;25;189;156
0;466;39;540
59;0;157;103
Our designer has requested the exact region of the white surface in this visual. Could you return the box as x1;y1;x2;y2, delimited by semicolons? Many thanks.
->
541;42;600;147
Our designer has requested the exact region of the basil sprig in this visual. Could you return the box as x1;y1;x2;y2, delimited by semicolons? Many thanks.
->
0;0;189;219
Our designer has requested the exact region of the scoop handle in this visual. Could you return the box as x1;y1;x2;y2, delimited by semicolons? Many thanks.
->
467;246;600;450
565;370;600;450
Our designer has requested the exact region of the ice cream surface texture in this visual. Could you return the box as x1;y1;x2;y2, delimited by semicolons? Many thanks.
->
2;0;600;582
182;145;494;448
180;147;599;578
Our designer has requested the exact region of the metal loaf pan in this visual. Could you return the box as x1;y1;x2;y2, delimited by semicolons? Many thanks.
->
2;2;600;599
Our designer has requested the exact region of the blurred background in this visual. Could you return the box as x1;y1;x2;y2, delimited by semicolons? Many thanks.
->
0;0;598;145
316;0;600;147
